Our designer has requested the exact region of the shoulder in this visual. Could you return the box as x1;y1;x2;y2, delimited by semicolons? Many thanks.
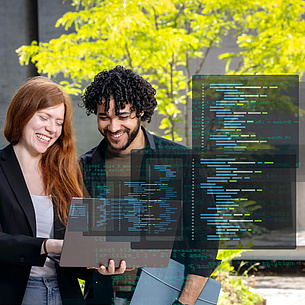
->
80;146;98;163
79;140;106;164
0;144;15;162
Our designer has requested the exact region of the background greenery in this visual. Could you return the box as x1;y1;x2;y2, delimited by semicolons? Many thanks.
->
17;0;305;145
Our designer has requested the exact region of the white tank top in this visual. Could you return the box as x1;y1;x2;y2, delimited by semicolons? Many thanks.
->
30;194;56;277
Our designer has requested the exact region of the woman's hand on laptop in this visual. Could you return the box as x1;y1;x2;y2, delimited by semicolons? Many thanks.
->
88;259;134;275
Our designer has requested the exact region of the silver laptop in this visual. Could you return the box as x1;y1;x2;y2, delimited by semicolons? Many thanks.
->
60;196;182;268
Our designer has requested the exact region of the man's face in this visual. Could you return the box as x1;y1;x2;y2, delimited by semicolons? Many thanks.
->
97;96;144;154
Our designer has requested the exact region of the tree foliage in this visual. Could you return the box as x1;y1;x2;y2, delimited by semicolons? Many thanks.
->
16;0;243;143
17;0;305;144
220;0;305;75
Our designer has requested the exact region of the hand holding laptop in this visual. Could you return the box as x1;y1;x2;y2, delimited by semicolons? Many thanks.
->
87;259;134;275
59;198;178;269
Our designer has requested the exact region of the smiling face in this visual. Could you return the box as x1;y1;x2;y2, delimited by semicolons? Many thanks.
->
16;103;65;157
97;96;145;154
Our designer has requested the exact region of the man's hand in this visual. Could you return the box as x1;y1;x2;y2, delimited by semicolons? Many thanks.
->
88;259;134;275
176;274;208;305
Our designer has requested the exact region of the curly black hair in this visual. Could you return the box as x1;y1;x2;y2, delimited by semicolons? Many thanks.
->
81;66;157;123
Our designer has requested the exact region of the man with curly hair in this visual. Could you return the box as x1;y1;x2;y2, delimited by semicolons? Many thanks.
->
80;66;219;305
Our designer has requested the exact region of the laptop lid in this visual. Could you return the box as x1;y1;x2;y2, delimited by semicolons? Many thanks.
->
60;196;182;268
60;155;184;268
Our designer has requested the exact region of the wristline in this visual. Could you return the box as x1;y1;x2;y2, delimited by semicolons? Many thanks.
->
141;269;215;305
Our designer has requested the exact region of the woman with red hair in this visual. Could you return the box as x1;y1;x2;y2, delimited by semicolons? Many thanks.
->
0;77;125;305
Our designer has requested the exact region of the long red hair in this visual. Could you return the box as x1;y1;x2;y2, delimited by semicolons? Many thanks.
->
4;76;83;224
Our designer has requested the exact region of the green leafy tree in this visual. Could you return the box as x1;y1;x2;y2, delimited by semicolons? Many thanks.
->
16;0;305;143
17;0;250;144
220;0;305;76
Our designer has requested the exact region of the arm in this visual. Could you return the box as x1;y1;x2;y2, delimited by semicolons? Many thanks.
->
177;274;208;305
172;153;220;304
0;232;46;266
41;238;63;254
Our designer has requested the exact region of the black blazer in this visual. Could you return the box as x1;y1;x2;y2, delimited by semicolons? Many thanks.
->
0;145;86;305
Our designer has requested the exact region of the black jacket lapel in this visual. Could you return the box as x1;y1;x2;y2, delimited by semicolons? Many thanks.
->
0;145;36;236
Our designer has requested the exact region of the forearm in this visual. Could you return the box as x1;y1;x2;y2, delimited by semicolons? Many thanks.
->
178;274;208;305
0;232;45;266
41;238;63;254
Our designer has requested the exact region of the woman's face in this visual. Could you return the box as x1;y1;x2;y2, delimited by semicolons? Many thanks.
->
17;103;65;156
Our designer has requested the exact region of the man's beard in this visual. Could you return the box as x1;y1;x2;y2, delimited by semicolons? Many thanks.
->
100;118;141;152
